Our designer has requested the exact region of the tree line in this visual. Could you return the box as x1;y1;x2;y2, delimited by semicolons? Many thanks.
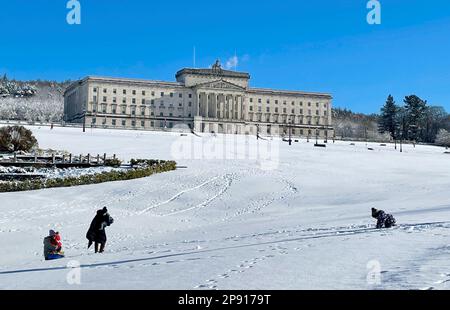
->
378;95;450;147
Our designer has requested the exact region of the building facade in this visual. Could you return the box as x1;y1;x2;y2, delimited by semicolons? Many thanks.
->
64;61;333;138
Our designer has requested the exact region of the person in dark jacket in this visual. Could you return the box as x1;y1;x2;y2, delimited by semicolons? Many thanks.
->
86;207;114;253
372;208;396;229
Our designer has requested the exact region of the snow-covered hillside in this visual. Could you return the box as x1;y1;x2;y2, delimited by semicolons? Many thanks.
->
1;126;450;290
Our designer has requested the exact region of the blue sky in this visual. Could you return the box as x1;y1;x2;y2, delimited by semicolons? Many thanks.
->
1;0;450;113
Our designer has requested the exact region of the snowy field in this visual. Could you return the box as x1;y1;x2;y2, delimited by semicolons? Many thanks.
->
1;126;450;290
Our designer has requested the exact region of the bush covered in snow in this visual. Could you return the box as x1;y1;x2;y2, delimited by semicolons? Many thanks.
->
435;129;450;147
0;160;177;192
0;125;38;152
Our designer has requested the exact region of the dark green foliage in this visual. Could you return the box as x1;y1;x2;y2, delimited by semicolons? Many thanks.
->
0;160;177;193
0;125;38;152
378;95;398;140
104;158;123;167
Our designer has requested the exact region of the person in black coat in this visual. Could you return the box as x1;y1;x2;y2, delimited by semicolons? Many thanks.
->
372;208;396;229
86;207;114;253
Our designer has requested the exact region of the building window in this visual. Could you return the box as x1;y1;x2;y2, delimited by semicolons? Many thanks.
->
102;105;107;113
93;96;97;103
103;96;107;102
189;94;192;98
102;119;107;125
151;112;154;116
113;97;117;103
283;108;287;113
142;99;146;104
266;99;270;104
170;93;174;97
112;106;117;114
92;104;97;113
142;91;146;96
250;98;253;103
300;109;303;114
300;102;303;106
275;100;278;104
113;89;117;94
316;102;319;107
179;93;182;98
300;129;304;135
160;121;164;128
161;92;164;97
292;101;295;106
131;120;136;127
324;111;327;116
258;106;262;112
283;101;287;105
275;108;279;113
160;112;164;117
169;113;173;117
258;98;262;103
292;109;295;114
131;108;136;115
93;88;97;93
112;119;116;126
188;102;192;107
141;120;145;127
132;98;136;104
151;99;155;105
308;110;312;115
188;113;192;117
122;120;126;126
122;98;126;104
151;91;155;96
150;121;154;127
121;106;126;114
141;108;145;116
249;106;253;111
316;110;319;115
103;89;107;93
308;102;311;107
266;107;270;112
132;90;136;95
123;90;127;95
92;118;96;124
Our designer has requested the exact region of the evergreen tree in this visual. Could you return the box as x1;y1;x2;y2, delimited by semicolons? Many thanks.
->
378;95;398;140
404;95;427;142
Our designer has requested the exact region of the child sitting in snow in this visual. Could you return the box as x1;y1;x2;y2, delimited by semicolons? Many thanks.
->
372;208;397;229
43;230;65;260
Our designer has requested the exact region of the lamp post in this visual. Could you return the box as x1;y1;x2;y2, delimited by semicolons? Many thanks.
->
82;108;86;133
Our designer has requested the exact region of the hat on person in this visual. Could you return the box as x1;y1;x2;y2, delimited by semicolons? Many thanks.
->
49;230;56;237
371;208;379;218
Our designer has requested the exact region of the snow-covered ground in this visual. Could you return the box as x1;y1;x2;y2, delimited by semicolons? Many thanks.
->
1;126;450;290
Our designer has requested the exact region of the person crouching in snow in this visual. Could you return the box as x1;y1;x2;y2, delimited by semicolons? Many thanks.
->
43;230;65;260
372;208;396;229
86;207;114;253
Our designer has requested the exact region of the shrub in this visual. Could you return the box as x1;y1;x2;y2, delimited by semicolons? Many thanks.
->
0;125;38;152
0;160;177;193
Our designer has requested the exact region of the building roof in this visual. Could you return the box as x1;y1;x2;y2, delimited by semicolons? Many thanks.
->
248;87;332;99
176;68;250;80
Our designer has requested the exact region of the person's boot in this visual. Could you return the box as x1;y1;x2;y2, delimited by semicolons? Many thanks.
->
87;241;93;249
95;242;99;253
99;243;106;253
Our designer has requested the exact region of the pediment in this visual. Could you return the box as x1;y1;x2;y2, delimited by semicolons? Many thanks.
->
194;79;245;91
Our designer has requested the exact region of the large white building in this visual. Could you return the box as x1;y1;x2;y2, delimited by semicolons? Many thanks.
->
64;61;333;138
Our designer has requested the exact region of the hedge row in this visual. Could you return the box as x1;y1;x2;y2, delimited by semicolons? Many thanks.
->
0;160;177;193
